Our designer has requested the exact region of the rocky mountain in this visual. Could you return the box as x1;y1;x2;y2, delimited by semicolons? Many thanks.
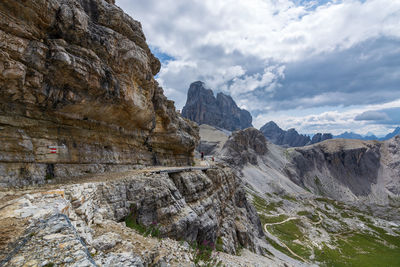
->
286;137;400;203
0;166;266;266
0;0;200;187
334;127;400;141
260;121;333;147
310;133;333;144
201;125;400;265
214;125;400;204
0;1;268;266
219;128;268;167
260;121;308;147
380;127;400;141
182;81;253;131
334;131;378;140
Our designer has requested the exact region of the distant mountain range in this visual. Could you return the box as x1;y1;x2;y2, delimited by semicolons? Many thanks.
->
333;132;378;141
181;82;400;144
334;127;400;141
260;121;332;147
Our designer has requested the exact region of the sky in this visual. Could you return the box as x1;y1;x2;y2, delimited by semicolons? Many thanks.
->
116;0;400;136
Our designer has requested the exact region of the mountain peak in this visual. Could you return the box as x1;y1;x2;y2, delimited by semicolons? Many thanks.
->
182;81;253;131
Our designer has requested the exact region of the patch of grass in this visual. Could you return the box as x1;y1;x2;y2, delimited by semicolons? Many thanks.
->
314;176;321;186
265;235;308;262
357;215;372;224
297;211;320;222
43;264;54;267
267;219;312;259
314;231;400;267
282;194;297;202
316;207;336;220
265;236;295;258
252;194;283;214
215;236;223;252
316;197;345;210
259;214;289;224
314;176;325;196
341;211;351;218
284;149;291;160
263;247;274;257
125;214;161;238
191;241;214;265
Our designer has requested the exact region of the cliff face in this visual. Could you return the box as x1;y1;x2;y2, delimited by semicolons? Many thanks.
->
0;168;265;265
285;137;400;203
0;0;198;186
311;133;333;144
182;81;252;131
260;121;310;147
219;128;268;167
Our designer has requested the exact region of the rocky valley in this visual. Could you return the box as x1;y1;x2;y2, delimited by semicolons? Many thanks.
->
200;124;400;266
1;0;400;267
0;0;267;266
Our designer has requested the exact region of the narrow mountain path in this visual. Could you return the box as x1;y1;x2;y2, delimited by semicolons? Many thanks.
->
0;166;213;195
264;223;309;263
311;212;323;225
264;217;297;226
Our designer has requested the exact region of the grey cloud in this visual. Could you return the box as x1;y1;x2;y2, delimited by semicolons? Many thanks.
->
117;0;400;131
267;38;400;111
355;111;390;121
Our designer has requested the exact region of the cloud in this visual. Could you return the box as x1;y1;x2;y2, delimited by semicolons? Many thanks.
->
355;111;390;121
116;0;400;133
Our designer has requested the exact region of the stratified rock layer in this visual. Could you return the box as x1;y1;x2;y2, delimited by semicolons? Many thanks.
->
0;168;265;265
285;136;400;203
0;0;198;186
182;81;252;131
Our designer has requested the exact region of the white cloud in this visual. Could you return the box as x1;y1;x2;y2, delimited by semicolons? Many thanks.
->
117;0;400;133
253;99;400;135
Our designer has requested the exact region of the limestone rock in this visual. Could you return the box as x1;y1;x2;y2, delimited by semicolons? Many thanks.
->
0;167;265;265
285;137;400;203
182;81;252;131
311;133;333;144
0;0;199;187
196;124;230;156
219;128;268;167
260;121;310;147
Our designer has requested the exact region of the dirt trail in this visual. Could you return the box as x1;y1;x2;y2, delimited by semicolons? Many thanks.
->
264;223;309;263
0;166;212;196
264;217;297;226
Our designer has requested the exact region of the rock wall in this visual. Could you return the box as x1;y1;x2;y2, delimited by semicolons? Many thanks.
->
0;0;199;187
182;81;253;131
219;128;268;167
285;137;400;203
0;167;265;265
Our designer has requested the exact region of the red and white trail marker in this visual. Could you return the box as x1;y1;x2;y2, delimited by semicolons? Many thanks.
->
49;146;58;154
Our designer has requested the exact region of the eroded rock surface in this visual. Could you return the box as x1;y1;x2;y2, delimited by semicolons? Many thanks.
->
285;137;400;203
0;0;198;187
0;167;265;266
219;128;268;167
